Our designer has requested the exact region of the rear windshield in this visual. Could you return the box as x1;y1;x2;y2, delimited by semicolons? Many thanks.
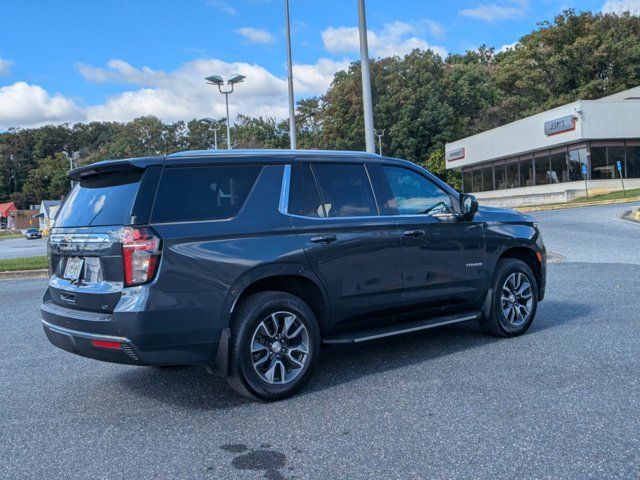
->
55;171;142;227
151;165;261;223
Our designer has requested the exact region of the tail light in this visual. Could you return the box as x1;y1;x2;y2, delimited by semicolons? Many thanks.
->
120;227;161;287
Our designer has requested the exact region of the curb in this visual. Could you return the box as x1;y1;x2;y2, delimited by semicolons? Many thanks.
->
619;208;640;225
547;253;565;264
0;269;48;280
517;196;640;213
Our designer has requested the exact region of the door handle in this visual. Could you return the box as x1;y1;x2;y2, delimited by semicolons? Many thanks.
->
402;229;425;237
310;234;337;244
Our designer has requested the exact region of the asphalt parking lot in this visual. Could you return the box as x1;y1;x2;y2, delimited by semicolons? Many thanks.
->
1;202;639;479
0;236;47;259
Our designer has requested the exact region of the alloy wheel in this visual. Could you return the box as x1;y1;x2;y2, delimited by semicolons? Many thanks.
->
500;272;534;326
250;311;310;385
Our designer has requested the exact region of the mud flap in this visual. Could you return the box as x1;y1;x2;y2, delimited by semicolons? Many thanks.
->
209;327;231;377
481;288;493;322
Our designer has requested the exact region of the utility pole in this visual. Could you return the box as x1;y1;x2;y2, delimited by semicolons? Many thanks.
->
358;0;375;153
285;0;297;150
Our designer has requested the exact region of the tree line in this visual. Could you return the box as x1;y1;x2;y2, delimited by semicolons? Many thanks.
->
2;9;640;207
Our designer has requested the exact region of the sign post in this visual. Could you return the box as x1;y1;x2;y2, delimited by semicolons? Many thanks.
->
616;160;626;197
582;164;589;199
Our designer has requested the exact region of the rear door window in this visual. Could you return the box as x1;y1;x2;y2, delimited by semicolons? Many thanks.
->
151;165;261;223
311;163;378;218
289;163;325;217
55;170;142;227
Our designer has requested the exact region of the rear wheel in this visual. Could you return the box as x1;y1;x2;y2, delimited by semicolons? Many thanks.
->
226;291;320;401
481;258;538;337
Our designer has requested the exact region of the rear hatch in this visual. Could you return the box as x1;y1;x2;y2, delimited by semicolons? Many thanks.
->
48;159;162;313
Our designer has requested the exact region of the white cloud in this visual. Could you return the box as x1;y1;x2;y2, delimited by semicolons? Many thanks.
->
76;57;347;124
602;0;640;13
424;20;446;39
498;41;518;52
0;53;349;129
234;27;276;44
0;57;12;76
292;58;349;94
460;1;528;22
322;21;447;59
0;82;84;129
206;0;236;15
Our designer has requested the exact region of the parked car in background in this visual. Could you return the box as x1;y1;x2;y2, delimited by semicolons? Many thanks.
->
24;228;42;239
40;150;547;401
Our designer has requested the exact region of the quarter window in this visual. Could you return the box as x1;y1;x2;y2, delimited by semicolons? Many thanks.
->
151;165;261;223
311;163;378;217
382;166;453;215
298;164;325;218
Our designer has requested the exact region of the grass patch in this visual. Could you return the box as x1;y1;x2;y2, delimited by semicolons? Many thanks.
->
572;187;640;203
0;255;48;272
0;231;22;240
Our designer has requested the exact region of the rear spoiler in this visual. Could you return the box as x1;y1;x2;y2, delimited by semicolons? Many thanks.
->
68;156;165;182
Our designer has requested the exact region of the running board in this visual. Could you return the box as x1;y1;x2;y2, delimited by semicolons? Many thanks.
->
322;311;482;345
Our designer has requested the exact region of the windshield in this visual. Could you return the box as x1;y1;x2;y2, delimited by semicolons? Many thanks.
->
55;171;142;227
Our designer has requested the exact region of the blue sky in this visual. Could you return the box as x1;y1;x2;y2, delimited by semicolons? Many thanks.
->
0;0;635;129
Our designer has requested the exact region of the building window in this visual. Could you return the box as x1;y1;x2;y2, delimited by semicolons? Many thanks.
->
590;147;611;179
549;151;568;183
519;158;533;187
534;154;551;185
495;163;506;190
627;145;640;179
472;169;482;192
608;146;626;178
568;148;588;181
506;162;519;189
481;165;494;191
462;169;473;193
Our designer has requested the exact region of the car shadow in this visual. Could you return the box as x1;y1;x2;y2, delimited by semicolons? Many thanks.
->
116;299;589;410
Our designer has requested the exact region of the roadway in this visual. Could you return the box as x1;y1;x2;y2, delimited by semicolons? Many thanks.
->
0;236;47;260
1;202;639;479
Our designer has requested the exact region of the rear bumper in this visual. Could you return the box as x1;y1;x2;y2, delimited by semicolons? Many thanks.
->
42;318;142;365
40;300;221;367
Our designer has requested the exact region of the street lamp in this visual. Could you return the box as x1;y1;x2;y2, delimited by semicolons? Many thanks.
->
205;74;246;149
375;129;385;156
200;117;226;150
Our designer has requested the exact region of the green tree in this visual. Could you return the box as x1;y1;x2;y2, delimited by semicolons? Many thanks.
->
21;153;70;204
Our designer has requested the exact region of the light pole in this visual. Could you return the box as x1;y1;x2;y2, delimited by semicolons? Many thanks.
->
285;0;297;150
205;74;246;149
200;118;226;149
358;0;375;153
375;129;385;156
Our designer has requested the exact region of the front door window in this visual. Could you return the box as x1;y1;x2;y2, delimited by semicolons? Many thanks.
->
382;166;453;216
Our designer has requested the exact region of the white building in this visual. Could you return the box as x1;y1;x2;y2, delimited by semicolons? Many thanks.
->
445;86;640;206
34;200;61;233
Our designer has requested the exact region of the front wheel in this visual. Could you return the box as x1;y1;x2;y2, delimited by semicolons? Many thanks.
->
481;258;539;337
226;291;320;401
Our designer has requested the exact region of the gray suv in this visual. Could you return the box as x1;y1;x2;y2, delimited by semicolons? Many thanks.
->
41;150;546;400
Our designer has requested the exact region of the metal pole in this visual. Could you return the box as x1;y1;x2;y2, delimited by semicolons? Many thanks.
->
224;92;232;149
358;0;375;153
285;0;297;150
375;129;384;156
213;127;218;150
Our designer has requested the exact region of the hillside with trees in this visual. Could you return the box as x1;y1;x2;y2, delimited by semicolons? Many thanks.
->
2;9;640;207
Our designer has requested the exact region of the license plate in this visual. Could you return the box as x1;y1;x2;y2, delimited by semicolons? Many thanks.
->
64;257;84;280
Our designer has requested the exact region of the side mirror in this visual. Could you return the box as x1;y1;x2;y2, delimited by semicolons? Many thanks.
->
460;193;478;219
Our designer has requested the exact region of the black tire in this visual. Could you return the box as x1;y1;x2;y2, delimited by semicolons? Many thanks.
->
226;291;320;401
481;258;539;337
